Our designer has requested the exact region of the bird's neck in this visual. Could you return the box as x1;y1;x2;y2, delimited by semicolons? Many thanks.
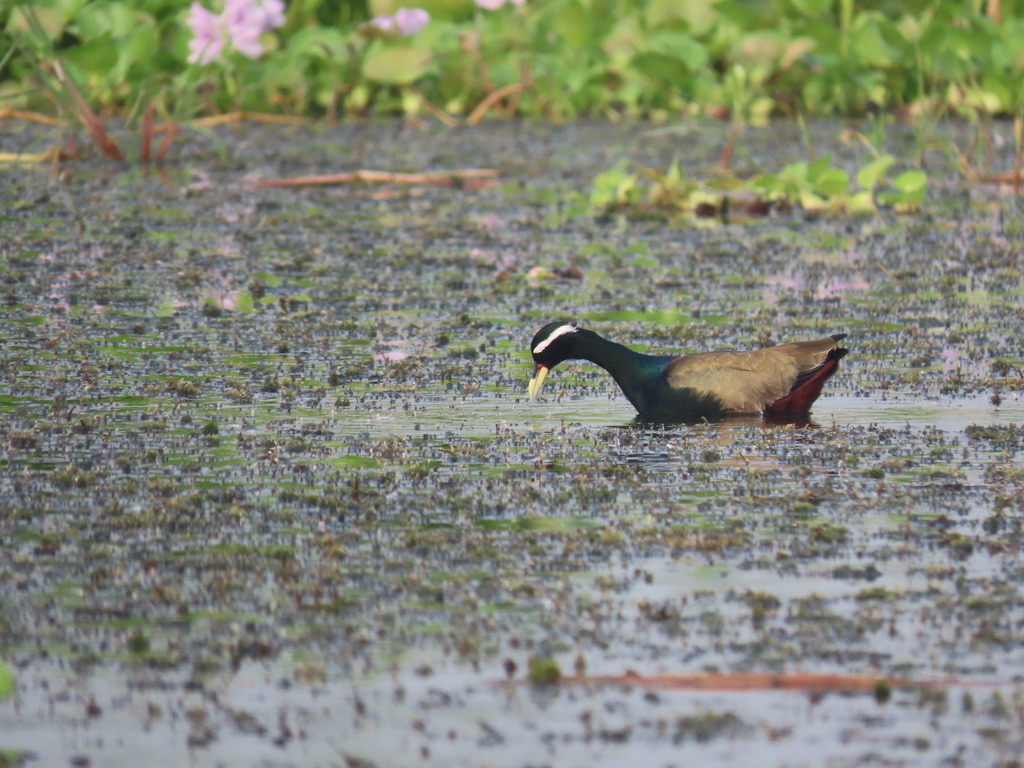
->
572;330;668;414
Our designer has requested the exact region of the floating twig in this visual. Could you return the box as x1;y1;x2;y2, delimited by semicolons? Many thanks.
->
538;672;986;693
250;168;499;190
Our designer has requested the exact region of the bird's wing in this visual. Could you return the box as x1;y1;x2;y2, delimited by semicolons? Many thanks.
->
664;337;840;413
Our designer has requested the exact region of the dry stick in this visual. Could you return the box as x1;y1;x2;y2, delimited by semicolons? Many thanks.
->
250;168;499;189
0;109;65;125
0;148;68;163
52;60;125;162
405;86;459;127
192;112;310;127
952;129;980;182
504;61;532;118
467;83;526;126
139;102;154;164
720;122;742;171
466;33;493;95
982;119;995;170
549;672;987;693
156;121;178;162
1015;114;1023;195
976;171;1024;184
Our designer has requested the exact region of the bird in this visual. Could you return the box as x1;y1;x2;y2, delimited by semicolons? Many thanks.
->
527;322;848;422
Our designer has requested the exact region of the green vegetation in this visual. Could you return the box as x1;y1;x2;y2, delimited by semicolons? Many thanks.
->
0;659;12;699
527;655;561;684
590;151;927;220
3;0;1024;121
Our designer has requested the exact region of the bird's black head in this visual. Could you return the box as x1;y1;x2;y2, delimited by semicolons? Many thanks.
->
528;322;580;401
530;322;579;369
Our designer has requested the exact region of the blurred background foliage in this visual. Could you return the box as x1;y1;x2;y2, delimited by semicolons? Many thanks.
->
1;0;1023;122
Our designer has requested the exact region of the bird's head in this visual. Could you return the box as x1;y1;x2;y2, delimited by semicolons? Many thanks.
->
528;322;579;400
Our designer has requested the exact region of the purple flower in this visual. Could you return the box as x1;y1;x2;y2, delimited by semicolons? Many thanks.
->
224;0;286;58
369;7;430;36
187;0;286;64
394;7;429;35
475;0;524;9
187;3;226;64
369;13;397;33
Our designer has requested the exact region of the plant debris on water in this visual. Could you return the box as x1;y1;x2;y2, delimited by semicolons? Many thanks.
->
1;119;1024;766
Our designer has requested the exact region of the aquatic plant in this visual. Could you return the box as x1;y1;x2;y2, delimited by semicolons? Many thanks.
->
590;151;928;220
3;0;1023;123
187;0;286;64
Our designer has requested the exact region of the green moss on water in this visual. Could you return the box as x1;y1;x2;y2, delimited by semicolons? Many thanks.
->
527;656;561;685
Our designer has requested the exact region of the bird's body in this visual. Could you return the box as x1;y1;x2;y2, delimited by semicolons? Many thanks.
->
528;323;848;422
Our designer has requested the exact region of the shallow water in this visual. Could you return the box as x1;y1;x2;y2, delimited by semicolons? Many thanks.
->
2;118;1024;767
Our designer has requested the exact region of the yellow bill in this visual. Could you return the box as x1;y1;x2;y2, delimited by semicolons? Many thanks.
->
528;364;548;401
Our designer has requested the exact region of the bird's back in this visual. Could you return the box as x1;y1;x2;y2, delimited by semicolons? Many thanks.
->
663;336;845;414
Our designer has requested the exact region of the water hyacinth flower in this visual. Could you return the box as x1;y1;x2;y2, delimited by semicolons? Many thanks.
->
369;7;430;36
187;3;226;65
187;0;286;64
475;0;525;10
224;0;286;57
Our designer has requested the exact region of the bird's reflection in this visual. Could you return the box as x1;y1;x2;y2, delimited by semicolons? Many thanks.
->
630;412;818;429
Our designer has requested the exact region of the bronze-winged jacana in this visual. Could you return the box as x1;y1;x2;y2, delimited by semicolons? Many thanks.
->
528;322;848;422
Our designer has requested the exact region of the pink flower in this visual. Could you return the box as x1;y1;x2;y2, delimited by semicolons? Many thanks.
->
369;7;430;36
394;7;429;35
475;0;524;9
369;13;397;32
187;0;286;64
224;0;285;58
187;3;226;64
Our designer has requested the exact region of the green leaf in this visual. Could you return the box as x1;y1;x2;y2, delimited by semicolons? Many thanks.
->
806;154;833;182
851;15;894;68
892;169;927;193
251;272;282;287
552;0;590;49
288;27;350;60
0;658;13;700
154;296;175;318
645;31;708;71
7;5;68;40
713;0;764;27
813;168;850;198
114;25;158;82
847;190;877;215
74;2;148;39
631;52;693;90
602;16;643;59
63;36;118;78
780;36;817;69
855;155;895;190
788;0;832;17
590;166;637;208
362;44;432;85
232;290;255;314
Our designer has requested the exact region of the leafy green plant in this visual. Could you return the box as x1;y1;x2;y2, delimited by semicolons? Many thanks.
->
2;0;1024;149
591;148;926;220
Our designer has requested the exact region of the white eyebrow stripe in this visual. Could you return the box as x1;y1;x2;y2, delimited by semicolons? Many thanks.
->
532;324;577;354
